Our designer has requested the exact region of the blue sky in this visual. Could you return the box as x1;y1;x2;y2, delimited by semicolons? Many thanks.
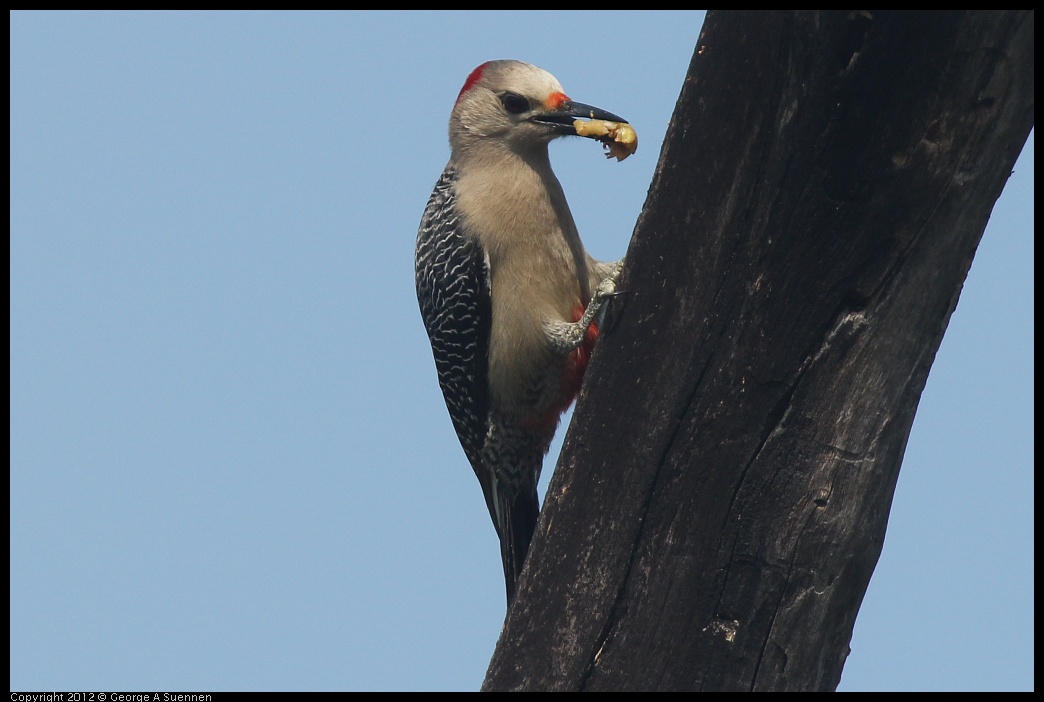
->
10;11;1032;692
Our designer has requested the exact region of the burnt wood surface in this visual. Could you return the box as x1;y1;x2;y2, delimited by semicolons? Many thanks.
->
483;10;1033;692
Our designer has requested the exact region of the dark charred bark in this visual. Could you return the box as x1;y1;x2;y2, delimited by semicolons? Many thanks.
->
484;10;1033;692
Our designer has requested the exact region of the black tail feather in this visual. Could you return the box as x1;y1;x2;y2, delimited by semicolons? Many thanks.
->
497;483;540;605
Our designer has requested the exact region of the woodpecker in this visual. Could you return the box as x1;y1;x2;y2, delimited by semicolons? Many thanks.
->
415;60;628;604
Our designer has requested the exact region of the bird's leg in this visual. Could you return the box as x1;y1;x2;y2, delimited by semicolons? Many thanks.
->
544;260;624;355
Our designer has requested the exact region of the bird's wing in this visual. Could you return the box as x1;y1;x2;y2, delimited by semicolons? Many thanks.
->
415;168;495;515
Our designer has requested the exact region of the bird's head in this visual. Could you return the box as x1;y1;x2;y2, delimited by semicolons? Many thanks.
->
448;59;632;161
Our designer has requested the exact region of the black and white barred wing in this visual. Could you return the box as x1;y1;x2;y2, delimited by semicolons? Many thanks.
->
415;168;492;486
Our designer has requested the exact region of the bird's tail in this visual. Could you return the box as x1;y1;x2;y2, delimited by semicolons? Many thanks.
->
492;477;540;605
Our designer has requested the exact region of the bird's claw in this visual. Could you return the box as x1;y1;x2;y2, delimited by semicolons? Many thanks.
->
593;261;624;300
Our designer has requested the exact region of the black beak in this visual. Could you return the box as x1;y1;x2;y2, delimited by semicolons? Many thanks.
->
531;100;628;136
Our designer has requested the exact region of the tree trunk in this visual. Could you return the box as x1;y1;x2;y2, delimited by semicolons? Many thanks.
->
483;10;1033;692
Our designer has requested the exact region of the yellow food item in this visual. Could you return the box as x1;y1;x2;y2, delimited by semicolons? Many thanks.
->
574;119;638;161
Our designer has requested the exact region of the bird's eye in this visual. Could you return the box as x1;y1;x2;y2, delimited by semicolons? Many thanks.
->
499;92;530;115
